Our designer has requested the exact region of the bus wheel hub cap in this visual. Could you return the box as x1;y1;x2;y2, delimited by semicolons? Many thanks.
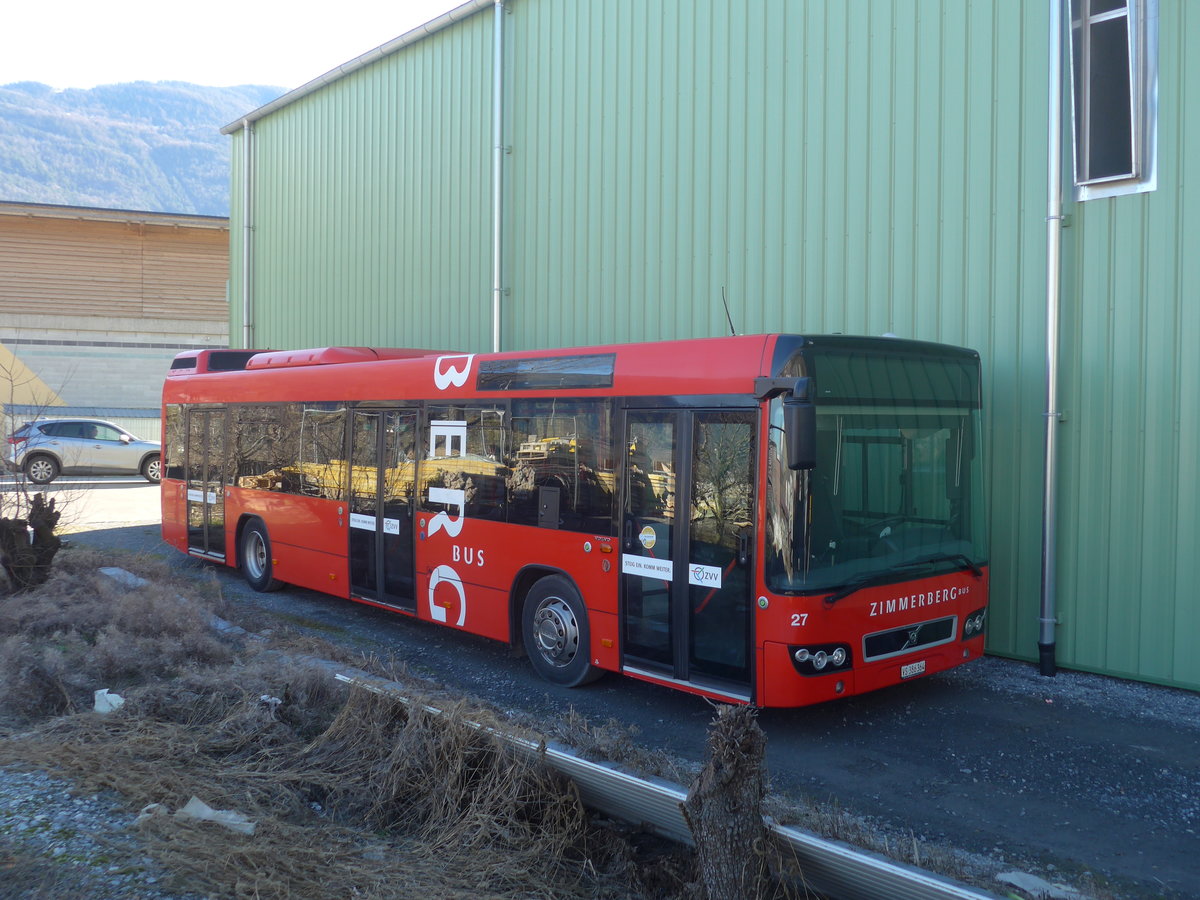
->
534;599;578;665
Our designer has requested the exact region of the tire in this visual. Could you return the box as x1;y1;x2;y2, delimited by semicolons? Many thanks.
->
521;575;602;687
240;520;283;592
141;454;161;483
24;454;59;485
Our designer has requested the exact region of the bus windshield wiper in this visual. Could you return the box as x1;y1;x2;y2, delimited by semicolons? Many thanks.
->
824;554;984;606
824;570;898;606
893;552;984;578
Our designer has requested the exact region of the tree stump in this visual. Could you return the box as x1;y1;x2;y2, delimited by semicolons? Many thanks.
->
0;493;62;592
682;703;770;899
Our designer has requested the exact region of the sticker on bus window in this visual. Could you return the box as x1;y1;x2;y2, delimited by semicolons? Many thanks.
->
638;526;657;550
688;563;722;588
622;556;673;580
349;513;376;531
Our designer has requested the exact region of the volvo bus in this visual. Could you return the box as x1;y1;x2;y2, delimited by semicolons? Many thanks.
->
161;334;987;708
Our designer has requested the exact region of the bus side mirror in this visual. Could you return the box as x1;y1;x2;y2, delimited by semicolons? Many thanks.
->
783;390;816;471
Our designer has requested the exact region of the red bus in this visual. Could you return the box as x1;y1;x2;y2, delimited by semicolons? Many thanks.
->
162;335;987;708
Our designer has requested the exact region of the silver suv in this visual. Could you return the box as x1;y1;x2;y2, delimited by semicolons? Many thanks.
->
5;418;161;484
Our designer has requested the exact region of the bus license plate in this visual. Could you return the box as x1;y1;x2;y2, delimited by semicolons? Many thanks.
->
900;660;926;679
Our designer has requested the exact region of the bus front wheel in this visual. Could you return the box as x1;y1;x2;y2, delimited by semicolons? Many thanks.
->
522;575;602;688
240;520;283;592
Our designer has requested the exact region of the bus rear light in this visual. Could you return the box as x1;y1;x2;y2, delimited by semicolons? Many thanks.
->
791;643;852;676
963;608;988;639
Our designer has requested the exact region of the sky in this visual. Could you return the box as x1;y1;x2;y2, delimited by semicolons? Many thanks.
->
0;0;465;92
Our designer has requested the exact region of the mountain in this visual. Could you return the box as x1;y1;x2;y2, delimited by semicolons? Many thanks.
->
0;81;282;217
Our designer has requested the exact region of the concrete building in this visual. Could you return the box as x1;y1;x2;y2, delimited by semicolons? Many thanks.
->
0;201;230;440
220;0;1197;694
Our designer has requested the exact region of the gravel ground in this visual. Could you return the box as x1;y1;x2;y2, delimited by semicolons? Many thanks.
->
942;653;1200;731
0;768;201;900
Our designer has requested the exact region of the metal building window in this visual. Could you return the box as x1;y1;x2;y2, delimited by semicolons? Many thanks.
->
1069;0;1158;199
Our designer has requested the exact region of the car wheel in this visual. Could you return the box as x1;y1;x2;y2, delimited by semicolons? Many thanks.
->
142;454;161;483
521;575;603;687
240;520;283;592
24;455;59;485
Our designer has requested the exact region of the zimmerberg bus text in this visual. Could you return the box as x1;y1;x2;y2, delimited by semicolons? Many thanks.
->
869;585;971;618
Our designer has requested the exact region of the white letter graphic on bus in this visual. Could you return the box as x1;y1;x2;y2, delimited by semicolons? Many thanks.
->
428;564;467;626
426;486;466;539
434;354;475;391
428;420;467;458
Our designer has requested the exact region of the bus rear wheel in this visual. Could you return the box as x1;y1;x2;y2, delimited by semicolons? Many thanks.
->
522;575;602;687
240;520;283;592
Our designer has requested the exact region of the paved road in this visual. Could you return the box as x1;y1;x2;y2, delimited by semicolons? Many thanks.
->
53;482;1200;900
1;476;161;533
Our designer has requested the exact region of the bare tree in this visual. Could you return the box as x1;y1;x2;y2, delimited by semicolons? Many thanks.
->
0;354;71;590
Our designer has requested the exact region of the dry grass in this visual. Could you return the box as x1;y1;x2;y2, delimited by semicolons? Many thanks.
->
0;549;231;718
545;708;694;783
0;548;702;899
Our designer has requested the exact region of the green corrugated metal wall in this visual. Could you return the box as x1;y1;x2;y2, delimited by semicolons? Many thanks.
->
230;15;494;352
1057;0;1199;688
227;0;1199;692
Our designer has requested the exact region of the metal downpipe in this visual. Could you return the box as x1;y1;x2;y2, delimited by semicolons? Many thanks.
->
1039;0;1066;677
241;119;254;349
490;0;505;353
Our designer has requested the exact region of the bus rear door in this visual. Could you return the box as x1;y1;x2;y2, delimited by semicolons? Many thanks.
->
620;408;756;700
348;409;418;610
186;408;227;559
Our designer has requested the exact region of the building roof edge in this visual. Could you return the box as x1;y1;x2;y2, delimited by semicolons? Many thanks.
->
221;0;495;135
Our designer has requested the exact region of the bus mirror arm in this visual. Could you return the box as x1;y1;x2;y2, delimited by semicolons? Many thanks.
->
783;378;816;470
755;375;807;400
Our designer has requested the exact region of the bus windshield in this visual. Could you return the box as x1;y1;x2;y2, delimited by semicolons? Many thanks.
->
765;346;987;593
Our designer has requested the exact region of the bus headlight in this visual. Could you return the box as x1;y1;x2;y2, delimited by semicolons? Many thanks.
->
790;643;852;676
963;608;988;639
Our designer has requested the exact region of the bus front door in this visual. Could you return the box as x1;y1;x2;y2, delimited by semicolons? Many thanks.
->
186;408;227;559
348;409;417;611
620;409;756;698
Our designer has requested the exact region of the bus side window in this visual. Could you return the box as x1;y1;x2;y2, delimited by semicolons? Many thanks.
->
298;407;349;500
422;405;509;521
506;400;616;534
231;403;304;493
165;405;185;481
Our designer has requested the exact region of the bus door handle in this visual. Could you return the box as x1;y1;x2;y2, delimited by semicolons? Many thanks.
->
737;530;751;567
623;517;635;551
